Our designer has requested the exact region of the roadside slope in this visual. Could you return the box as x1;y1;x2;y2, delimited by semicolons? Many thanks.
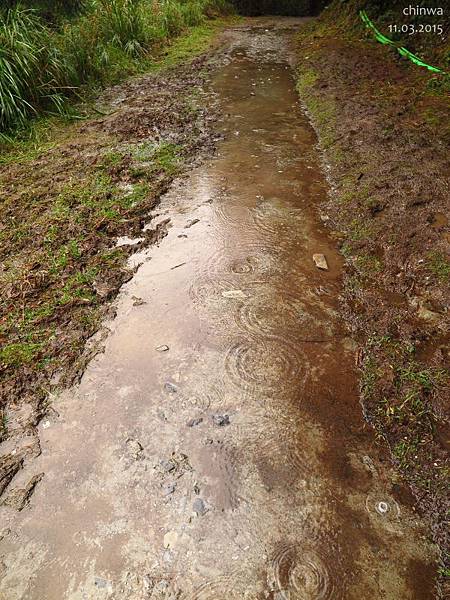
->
295;4;449;592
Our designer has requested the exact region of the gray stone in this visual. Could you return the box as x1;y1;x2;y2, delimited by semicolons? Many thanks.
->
94;577;109;589
160;459;175;473
164;382;178;393
193;497;207;516
212;414;230;427
162;483;176;496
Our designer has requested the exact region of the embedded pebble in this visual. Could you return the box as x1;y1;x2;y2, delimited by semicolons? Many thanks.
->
313;253;329;270
163;530;178;549
160;459;175;473
193;498;207;516
162;483;176;496
164;382;178;393
212;414;230;427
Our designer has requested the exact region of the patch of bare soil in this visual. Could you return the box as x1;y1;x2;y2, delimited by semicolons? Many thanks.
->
296;22;449;591
0;52;222;509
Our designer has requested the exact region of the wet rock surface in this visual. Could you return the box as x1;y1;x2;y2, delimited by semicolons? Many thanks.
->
0;18;437;600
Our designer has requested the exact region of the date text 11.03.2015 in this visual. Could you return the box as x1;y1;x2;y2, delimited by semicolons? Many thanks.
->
388;23;444;35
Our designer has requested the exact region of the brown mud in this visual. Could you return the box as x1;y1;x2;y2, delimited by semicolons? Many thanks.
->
295;13;449;591
0;19;439;599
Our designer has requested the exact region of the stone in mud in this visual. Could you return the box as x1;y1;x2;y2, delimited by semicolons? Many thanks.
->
187;417;203;428
185;218;200;229
193;497;207;516
160;459;176;473
313;253;329;270
153;579;170;593
163;530;178;549
94;577;110;589
162;483;176;496
132;296;146;306
417;305;439;322
126;439;143;459
164;382;178;393
212;414;230;427
156;345;170;352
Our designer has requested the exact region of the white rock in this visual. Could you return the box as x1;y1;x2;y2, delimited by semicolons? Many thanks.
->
163;530;178;549
156;345;169;352
313;254;329;271
418;306;439;321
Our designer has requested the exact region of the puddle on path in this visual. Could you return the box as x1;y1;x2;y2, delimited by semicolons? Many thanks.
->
0;18;436;600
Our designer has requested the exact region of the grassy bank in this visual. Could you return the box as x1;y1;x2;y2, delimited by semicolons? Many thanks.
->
295;2;450;593
0;0;233;135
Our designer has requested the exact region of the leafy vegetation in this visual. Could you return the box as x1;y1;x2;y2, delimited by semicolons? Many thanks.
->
427;251;450;281
0;7;67;131
0;0;233;133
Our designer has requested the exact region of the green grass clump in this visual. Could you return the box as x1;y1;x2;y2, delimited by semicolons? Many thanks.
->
296;69;318;93
0;6;67;130
0;342;43;368
0;0;233;133
427;251;450;281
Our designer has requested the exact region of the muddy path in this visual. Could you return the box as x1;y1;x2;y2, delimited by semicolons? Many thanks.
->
0;19;437;600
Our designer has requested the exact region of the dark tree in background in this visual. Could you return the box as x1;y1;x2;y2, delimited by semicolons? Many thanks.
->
309;0;328;15
231;1;322;16
1;1;83;22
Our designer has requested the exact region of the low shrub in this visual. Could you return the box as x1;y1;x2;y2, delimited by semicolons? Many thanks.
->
0;6;69;130
0;0;232;133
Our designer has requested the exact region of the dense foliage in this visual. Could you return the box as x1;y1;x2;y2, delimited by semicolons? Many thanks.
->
0;0;232;132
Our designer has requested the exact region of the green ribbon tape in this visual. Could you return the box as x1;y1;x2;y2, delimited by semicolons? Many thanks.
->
359;10;445;74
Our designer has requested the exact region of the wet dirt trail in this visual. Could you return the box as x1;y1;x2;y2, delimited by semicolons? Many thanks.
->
0;19;437;600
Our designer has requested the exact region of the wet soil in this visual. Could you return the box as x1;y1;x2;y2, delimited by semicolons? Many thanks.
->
0;44;224;505
0;19;439;599
295;13;449;591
